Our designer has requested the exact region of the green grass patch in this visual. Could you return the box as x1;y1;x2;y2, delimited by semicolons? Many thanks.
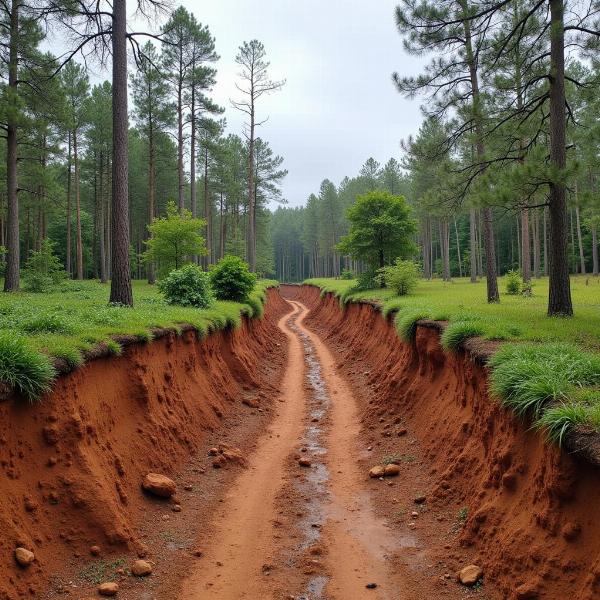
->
394;309;433;342
0;279;278;400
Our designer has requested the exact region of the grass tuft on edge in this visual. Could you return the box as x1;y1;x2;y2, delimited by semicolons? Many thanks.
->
394;309;433;342
0;332;56;401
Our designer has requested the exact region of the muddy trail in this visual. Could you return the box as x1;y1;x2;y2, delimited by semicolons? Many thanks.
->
6;286;600;599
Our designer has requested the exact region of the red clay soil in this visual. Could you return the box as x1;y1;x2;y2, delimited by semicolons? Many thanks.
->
283;284;600;600
0;289;289;600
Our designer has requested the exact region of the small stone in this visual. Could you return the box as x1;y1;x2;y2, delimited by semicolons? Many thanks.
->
561;522;581;541
515;583;540;599
397;428;408;436
193;549;203;557
384;464;400;477
369;465;385;478
172;504;182;512
24;497;38;512
131;559;152;577
90;545;101;556
208;447;219;456
457;565;483;586
298;458;312;468
98;582;119;596
366;582;377;589
14;547;34;567
184;484;193;491
414;494;426;504
411;511;419;518
142;473;176;498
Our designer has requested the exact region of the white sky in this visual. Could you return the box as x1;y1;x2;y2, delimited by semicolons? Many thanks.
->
173;0;425;207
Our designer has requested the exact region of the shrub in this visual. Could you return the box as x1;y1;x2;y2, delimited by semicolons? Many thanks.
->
0;332;56;401
378;259;420;296
340;269;354;280
352;267;380;292
505;269;521;295
22;313;74;335
23;240;67;293
158;264;214;308
209;255;256;302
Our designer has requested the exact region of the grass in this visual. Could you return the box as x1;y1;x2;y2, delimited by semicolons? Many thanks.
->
78;557;126;584
306;275;600;445
0;278;277;401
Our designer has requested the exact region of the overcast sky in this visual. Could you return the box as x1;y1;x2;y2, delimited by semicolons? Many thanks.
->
173;0;424;207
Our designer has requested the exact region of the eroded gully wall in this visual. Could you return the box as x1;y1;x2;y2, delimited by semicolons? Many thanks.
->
284;284;600;600
0;289;289;600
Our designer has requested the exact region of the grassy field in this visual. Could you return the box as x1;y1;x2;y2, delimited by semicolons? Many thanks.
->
306;275;600;444
0;279;277;400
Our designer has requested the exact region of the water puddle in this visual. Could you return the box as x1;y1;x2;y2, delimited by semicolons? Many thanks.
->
287;313;332;599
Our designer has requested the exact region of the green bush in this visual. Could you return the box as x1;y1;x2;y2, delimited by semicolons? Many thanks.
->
505;269;521;295
209;255;256;302
441;320;485;350
23;240;67;293
395;308;432;342
22;313;74;335
378;259;420;296
158;264;214;308
340;269;354;280
352;267;380;291
0;332;56;401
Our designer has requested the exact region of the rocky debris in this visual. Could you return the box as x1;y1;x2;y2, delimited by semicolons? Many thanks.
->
131;559;153;577
397;428;408;436
242;397;259;408
515;583;540;599
369;465;385;478
211;443;247;469
142;473;176;498
366;582;378;589
298;458;312;467
172;504;182;512
457;564;483;586
89;545;101;556
98;582;119;596
384;464;400;477
414;494;426;504
14;547;34;568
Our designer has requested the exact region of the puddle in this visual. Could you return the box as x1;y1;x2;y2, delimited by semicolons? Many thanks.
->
287;313;332;598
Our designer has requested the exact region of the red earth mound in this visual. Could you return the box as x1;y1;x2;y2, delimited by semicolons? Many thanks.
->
0;288;289;600
283;284;600;600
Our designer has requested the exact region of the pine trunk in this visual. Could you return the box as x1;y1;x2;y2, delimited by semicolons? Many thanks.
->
592;225;598;277
74;129;84;280
147;131;156;284
109;0;133;306
547;0;572;315
66;132;72;277
4;0;20;292
575;202;586;275
521;207;531;282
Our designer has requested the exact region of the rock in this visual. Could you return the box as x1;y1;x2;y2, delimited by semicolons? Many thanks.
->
89;545;101;556
208;447;219;456
298;458;312;468
172;504;182;512
397;428;408;436
131;559;153;577
414;494;426;504
369;465;385;478
14;547;34;567
366;583;378;589
142;473;176;498
457;565;483;586
384;464;400;477
561;522;581;541
218;443;247;467
242;397;259;408
23;496;38;512
515;583;539;599
411;511;419;518
98;582;119;596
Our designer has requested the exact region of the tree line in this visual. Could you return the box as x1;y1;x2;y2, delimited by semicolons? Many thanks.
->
0;1;286;305
273;0;600;318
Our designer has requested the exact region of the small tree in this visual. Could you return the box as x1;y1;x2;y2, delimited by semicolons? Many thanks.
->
378;259;420;296
23;240;67;292
209;255;256;302
337;191;416;269
144;201;207;278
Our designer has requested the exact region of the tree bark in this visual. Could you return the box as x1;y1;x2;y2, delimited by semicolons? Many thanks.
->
204;147;212;265
533;209;541;278
547;0;572;315
247;106;256;271
147;127;156;284
422;218;431;279
592;225;598;277
469;208;477;282
109;0;133;306
74;129;84;280
99;151;107;284
461;0;499;302
521;207;531;282
66;131;72;277
4;0;20;292
575;201;586;275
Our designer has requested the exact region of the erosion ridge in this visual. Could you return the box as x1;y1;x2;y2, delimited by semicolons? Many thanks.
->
283;284;600;600
0;288;289;600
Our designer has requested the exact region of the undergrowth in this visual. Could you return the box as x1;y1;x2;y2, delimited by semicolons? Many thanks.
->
0;279;277;401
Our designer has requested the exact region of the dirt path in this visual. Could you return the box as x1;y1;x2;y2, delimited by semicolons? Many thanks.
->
181;300;407;599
